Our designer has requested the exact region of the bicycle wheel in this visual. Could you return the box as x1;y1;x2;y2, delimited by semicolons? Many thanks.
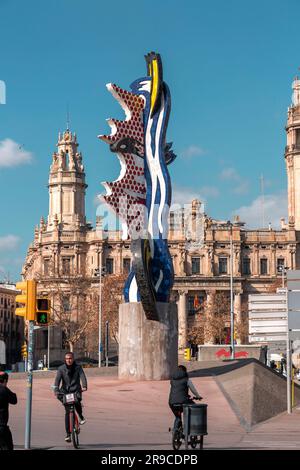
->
0;439;9;450
71;412;79;449
190;435;197;449
172;429;182;450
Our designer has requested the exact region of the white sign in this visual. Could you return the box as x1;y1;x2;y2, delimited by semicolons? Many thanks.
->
249;292;287;344
287;270;300;332
0;340;6;364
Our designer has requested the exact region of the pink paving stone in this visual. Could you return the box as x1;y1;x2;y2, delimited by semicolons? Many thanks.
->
7;373;300;450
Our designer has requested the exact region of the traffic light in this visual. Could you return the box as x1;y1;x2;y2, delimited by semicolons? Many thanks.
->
36;298;50;325
21;343;27;358
15;280;37;321
184;348;191;361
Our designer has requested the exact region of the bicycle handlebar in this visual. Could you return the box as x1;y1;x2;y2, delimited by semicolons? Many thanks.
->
54;390;86;396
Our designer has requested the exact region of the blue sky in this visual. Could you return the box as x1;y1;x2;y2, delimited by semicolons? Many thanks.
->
0;0;299;281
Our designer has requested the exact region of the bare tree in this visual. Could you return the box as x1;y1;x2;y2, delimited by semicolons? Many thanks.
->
235;299;249;344
37;261;98;353
187;299;206;345
205;291;230;344
102;273;127;344
266;277;282;293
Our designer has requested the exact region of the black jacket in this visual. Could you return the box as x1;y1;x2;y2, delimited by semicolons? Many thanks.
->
0;384;17;426
169;369;189;405
54;362;87;394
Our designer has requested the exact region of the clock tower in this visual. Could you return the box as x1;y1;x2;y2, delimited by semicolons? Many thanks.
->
47;130;87;231
285;77;300;230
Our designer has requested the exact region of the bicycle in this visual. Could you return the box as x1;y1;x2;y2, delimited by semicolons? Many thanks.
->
0;436;9;450
170;397;205;450
57;392;81;449
0;426;13;450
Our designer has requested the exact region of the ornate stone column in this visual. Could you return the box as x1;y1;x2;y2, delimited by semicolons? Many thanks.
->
113;243;122;274
270;244;276;275
74;247;80;274
234;246;240;275
234;292;242;344
253;244;259;276
179;248;186;276
53;246;59;276
207;247;214;276
204;291;215;344
177;289;188;350
290;246;296;270
97;245;103;269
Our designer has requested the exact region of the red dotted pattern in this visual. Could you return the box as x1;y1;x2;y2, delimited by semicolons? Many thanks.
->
99;84;146;234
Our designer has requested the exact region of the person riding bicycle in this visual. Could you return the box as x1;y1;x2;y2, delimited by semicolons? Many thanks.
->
169;365;202;430
0;372;17;450
53;352;87;442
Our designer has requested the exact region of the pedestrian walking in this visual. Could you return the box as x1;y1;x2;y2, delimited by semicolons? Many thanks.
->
0;372;17;450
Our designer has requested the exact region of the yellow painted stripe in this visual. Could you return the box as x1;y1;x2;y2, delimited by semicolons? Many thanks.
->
150;58;159;115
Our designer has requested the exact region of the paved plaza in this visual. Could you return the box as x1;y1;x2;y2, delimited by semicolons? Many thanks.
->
7;368;300;450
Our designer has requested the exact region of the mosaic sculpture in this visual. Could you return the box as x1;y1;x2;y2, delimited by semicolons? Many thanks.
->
99;52;175;320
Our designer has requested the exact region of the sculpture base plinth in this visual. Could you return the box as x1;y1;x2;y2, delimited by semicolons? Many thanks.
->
118;302;178;381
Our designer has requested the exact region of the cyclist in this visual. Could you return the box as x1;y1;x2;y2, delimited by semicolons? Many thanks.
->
53;352;87;442
169;365;202;430
0;371;17;450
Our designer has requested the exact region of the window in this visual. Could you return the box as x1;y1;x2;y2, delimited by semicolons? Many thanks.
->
260;258;268;275
123;258;131;274
296;129;300;147
62;258;71;275
62;296;71;313
277;258;285;273
106;258;114;274
242;258;251;275
44;258;50;276
188;296;195;315
188;295;204;315
191;257;200;275
170;212;175;230
219;257;228;274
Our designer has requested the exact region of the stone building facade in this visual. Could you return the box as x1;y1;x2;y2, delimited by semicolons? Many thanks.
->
0;283;24;366
22;78;300;359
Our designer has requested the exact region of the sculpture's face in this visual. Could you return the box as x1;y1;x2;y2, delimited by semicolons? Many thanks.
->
99;83;147;239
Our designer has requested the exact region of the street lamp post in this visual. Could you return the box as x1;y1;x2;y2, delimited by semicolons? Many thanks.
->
279;265;292;413
95;254;106;368
99;254;102;368
230;227;235;360
281;265;289;288
47;324;50;369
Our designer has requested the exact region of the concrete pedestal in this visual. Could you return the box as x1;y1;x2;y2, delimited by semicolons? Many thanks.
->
118;302;178;381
